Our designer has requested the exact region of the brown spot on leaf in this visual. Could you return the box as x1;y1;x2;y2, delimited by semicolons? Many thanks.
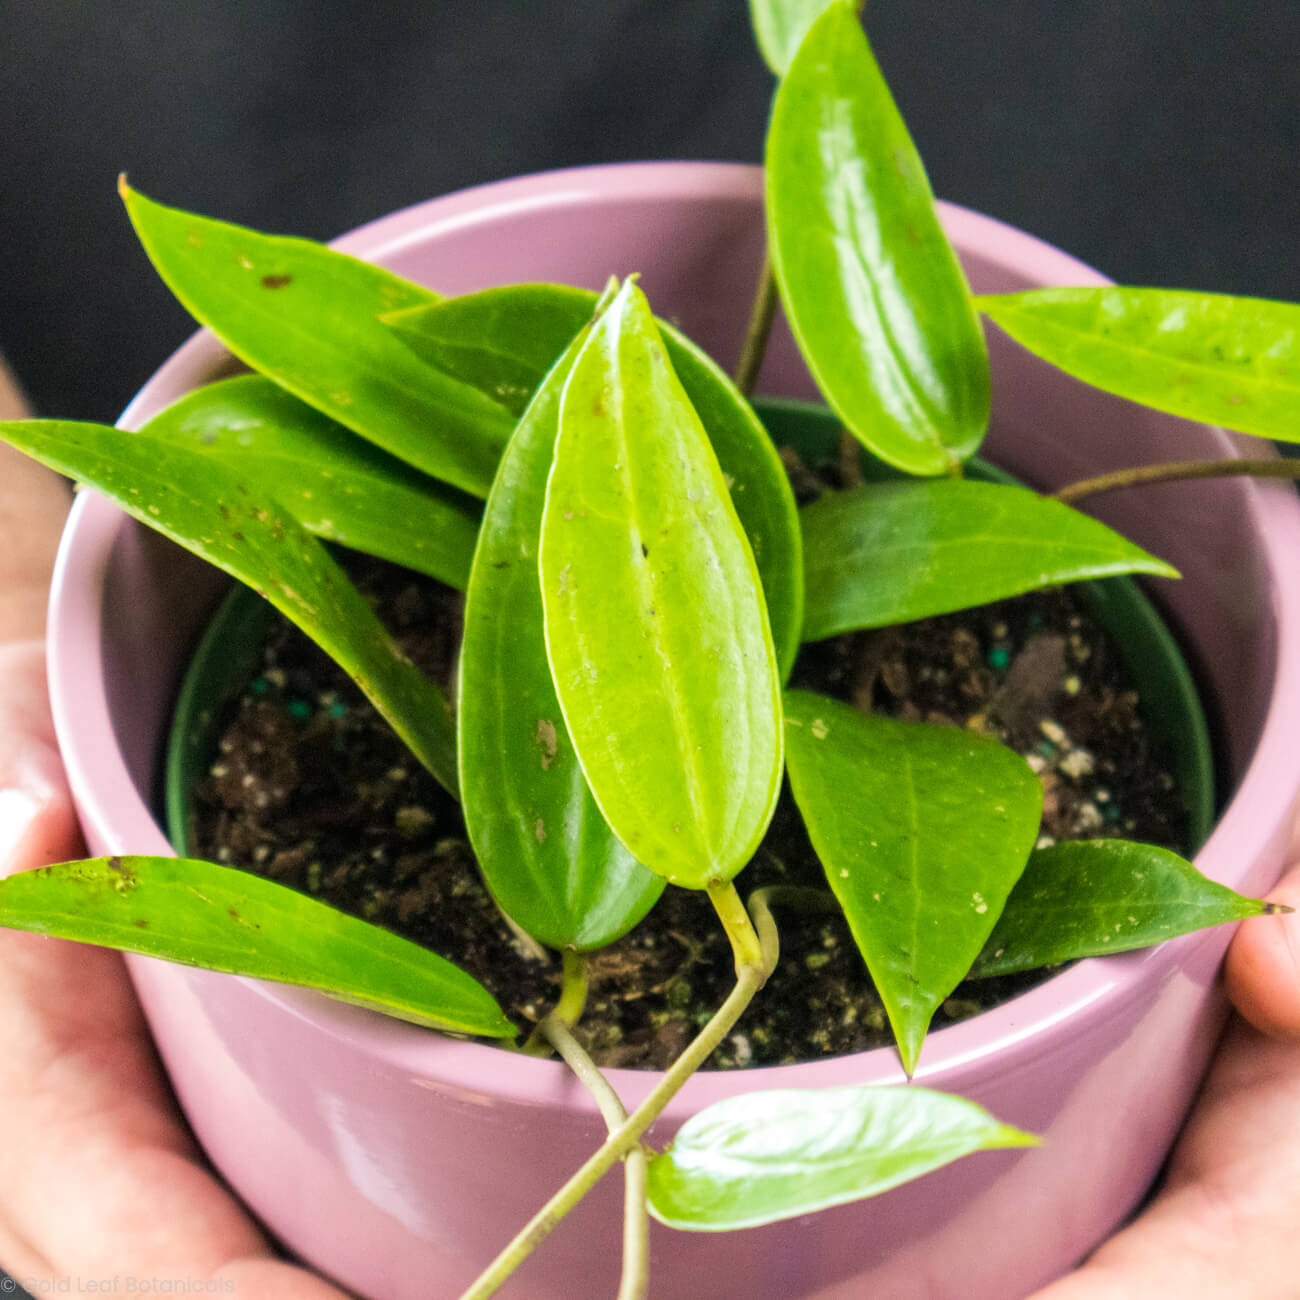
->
536;719;558;770
261;274;293;290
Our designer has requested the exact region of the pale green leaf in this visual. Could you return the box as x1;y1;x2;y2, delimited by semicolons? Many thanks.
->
784;690;1042;1073
0;858;513;1037
747;0;841;74
120;180;514;495
459;309;664;951
978;287;1300;443
539;281;784;888
142;374;480;588
388;282;804;677
801;479;1178;640
647;1084;1036;1231
970;839;1277;978
0;420;456;792
766;1;989;475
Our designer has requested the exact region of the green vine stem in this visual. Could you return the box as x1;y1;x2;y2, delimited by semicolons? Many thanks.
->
541;1014;649;1300
457;886;780;1300
733;254;778;397
1054;456;1300;505
521;948;591;1056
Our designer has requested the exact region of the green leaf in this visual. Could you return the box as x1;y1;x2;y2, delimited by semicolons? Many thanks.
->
459;310;664;952
0;420;457;793
766;1;989;476
119;180;514;496
800;479;1179;640
647;1084;1037;1231
0;857;514;1038
388;283;804;678
969;839;1276;978
978;287;1300;444
142;374;480;589
386;283;597;417
783;691;1042;1073
747;0;840;74
539;281;784;888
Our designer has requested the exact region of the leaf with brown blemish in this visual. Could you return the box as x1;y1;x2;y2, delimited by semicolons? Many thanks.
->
119;180;514;496
0;857;513;1037
458;297;663;951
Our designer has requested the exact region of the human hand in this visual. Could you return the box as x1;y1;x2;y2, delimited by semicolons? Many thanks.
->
0;640;353;1298
1027;862;1300;1300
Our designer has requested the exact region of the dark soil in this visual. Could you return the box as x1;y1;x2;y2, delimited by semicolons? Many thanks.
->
188;549;1191;1074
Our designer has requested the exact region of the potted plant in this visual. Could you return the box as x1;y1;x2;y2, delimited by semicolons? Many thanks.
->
6;4;1300;1297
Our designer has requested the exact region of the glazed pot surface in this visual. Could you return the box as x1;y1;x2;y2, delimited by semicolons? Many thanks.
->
47;162;1300;1298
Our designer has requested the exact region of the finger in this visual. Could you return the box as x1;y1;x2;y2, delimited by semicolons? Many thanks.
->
0;642;81;874
1224;861;1300;1040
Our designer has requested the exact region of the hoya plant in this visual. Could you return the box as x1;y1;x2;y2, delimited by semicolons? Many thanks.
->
2;2;1298;1296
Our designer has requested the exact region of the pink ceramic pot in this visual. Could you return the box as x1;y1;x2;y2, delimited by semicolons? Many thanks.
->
46;163;1300;1299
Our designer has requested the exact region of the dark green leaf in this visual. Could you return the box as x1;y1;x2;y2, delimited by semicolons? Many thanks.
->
459;311;664;951
0;420;457;792
120;180;514;495
539;281;784;888
766;1;989;475
970;839;1275;978
784;690;1042;1073
801;479;1178;640
388;283;804;677
647;1084;1037;1231
747;0;842;74
143;375;480;588
0;858;514;1037
978;287;1300;444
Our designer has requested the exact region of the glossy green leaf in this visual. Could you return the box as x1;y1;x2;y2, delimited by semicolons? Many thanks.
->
748;0;841;74
647;1084;1037;1231
539;280;784;888
978;287;1300;443
119;181;514;495
784;690;1042;1073
766;1;989;476
388;283;804;677
0;420;456;792
385;283;596;417
143;374;480;588
459;311;664;951
969;839;1276;978
0;857;513;1037
801;479;1179;640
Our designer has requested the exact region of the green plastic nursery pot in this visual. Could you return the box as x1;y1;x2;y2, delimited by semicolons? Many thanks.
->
47;164;1300;1300
166;400;1215;859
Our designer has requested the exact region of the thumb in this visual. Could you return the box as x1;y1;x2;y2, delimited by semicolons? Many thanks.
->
1223;860;1300;1040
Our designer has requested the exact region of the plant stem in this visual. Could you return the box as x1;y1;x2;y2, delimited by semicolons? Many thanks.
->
458;889;779;1300
1054;456;1300;505
541;1015;650;1300
733;254;778;397
706;878;768;977
520;947;591;1056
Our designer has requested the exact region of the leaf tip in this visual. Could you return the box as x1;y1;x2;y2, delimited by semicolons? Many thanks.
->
117;172;132;202
1263;901;1295;916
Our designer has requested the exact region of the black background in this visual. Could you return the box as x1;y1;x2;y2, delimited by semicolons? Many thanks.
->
2;1;1298;424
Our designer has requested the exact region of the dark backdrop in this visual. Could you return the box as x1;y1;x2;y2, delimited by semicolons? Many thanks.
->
2;1;1298;424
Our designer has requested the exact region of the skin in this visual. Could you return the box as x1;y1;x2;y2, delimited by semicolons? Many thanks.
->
1;382;1298;1296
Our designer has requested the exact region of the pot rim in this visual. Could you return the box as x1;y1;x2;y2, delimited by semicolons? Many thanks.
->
46;159;1300;1116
